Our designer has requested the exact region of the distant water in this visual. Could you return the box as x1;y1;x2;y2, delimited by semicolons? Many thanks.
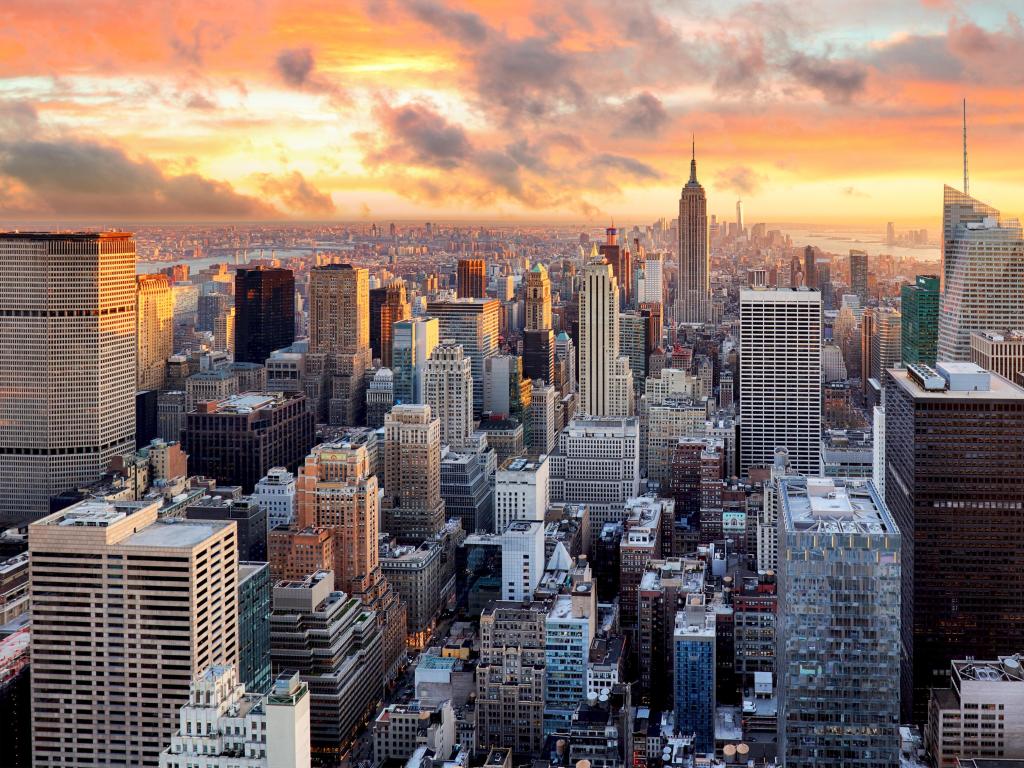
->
136;247;316;274
784;229;940;262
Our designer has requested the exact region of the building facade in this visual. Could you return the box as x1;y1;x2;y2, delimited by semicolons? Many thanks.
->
137;273;174;391
234;267;295;365
901;274;940;366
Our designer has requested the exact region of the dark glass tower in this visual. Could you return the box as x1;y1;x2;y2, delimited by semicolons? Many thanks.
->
900;274;940;366
234;267;295;364
885;364;1024;722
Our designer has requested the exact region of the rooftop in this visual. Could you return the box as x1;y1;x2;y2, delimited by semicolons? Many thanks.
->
122;519;230;549
780;477;898;536
0;231;132;240
891;364;1024;400
211;392;285;412
499;456;546;473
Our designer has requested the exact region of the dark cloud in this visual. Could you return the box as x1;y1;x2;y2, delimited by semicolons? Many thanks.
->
0;101;39;139
712;31;768;93
869;34;963;81
713;166;767;196
370;102;473;169
275;48;316;87
613;92;671;138
947;16;1024;84
786;52;868;103
168;21;232;67
405;0;488;45
257;171;334;216
591;154;662;180
0;136;275;218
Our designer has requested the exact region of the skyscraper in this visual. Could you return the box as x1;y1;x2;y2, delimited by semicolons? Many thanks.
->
525;263;553;331
677;143;710;323
938;186;1024;361
308;263;372;426
777;477;901;767
30;498;238;767
739;288;822;476
802;245;816;288
0;232;137;521
136;273;173;391
234;267;295;364
901;275;940;366
736;198;744;233
382;404;446;543
456;258;486;298
599;227;631;309
849;249;869;305
392;317;439;405
423;341;475;448
885;362;1024;721
578;256;634;417
379;280;411;368
426;298;500;417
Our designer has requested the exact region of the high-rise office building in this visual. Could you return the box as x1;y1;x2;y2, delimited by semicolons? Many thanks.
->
677;145;710;323
183;393;314;492
526;380;558;456
269;571;383;758
673;597;716;753
871;307;903;385
803;245;816;288
255;467;296;529
938;186;1024;361
426;298;500;417
970;329;1024;381
382;405;446;542
636;250;664;306
234;267;295;364
816;257;833;311
392;317;439;405
885;362;1024;721
309;264;372;426
545;570;597;733
365;367;395;427
379;280;411;368
423;341;474;448
901;275;940;366
440;448;495;534
525;263;553;331
523;328;556;384
136;273;174;391
494;456;550;534
213;305;235;356
777;478;901;767
456;258;486;298
501;518;545;600
739;289;822;476
579;256;634;417
158;667;310;768
238;562;272;694
369;285;388;361
0;232;137;522
554;331;576;394
849;249;869;305
30;498;238;767
476;600;548;753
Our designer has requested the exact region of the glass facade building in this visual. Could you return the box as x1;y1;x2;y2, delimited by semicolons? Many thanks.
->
777;477;901;767
672;598;716;753
238;561;272;694
900;275;940;366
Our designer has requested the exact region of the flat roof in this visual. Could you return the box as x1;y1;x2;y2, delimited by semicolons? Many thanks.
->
888;367;1024;400
0;231;132;240
122;520;229;549
780;477;897;535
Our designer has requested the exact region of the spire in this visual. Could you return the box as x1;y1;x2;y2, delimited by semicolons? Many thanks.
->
962;98;969;195
689;134;697;183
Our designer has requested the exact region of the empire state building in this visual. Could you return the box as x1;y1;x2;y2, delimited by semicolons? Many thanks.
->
677;143;709;323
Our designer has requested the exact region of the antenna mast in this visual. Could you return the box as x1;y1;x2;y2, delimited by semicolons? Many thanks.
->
963;98;969;195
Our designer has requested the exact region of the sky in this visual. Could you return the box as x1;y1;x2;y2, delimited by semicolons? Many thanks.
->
0;0;1022;226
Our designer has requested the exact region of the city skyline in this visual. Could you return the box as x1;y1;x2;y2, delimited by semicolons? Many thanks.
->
0;2;1021;224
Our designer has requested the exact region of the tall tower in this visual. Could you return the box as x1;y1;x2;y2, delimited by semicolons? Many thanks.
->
739;289;822;476
578;254;634;417
736;198;744;233
379;280;411;368
426;298;501;417
524;264;552;331
523;263;556;383
391;317;440;405
30;499;238;766
457;258;487;298
423;341;475;449
849;250;869;305
234;267;295;364
938;186;1024;361
678;143;710;323
136;273;173;391
382;404;446;543
309;263;373;426
0;232;137;521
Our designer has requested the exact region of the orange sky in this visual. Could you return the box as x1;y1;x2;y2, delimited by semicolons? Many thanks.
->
0;0;1022;226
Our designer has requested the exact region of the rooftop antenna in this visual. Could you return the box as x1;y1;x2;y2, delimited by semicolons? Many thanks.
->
963;98;969;195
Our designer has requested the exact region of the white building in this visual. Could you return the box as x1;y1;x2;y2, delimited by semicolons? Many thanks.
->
939;186;1024;361
159;666;311;768
501;519;545;601
494;456;550;534
637;250;664;305
926;654;1024;768
373;699;456;766
548;416;641;548
424;341;475;448
256;467;297;530
739;288;822;477
578;256;634;417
